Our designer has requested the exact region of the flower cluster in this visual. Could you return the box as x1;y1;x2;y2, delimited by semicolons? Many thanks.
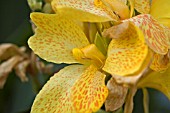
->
28;0;170;113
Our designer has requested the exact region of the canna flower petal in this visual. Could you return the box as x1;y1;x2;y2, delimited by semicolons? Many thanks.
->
71;65;108;113
110;49;152;85
127;14;170;55
28;13;89;64
150;0;170;19
31;65;86;113
138;66;170;100
103;21;148;76
156;18;170;28
99;0;130;19
128;0;135;17
51;0;118;22
150;0;170;28
118;0;127;4
150;53;169;72
134;0;150;14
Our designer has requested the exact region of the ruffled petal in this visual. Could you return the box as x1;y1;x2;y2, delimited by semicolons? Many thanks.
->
71;65;108;113
103;22;148;76
150;53;169;72
134;0;150;14
100;0;130;19
28;13;89;64
51;0;118;22
126;14;170;54
31;65;86;113
110;50;152;86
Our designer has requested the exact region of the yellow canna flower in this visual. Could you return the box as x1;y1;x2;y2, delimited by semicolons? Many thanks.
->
103;0;170;72
28;8;149;112
28;0;170;113
102;0;170;112
28;13;108;113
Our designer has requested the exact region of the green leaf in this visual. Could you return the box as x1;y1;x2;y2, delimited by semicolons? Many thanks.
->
94;32;111;56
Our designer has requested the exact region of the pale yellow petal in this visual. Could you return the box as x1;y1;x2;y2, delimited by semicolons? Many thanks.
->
28;13;89;64
150;0;170;19
103;22;148;76
138;66;170;100
118;0;127;4
71;65;108;113
150;0;170;28
156;18;170;28
134;0;150;14
150;53;169;72
31;65;86;113
126;14;170;55
51;0;118;22
101;0;130;19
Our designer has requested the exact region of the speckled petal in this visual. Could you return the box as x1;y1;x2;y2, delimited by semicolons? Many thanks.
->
51;0;118;22
150;53;169;72
31;65;87;113
126;14;170;55
28;13;89;64
71;65;108;113
111;49;152;86
103;22;148;76
134;0;150;14
138;66;170;100
100;0;130;19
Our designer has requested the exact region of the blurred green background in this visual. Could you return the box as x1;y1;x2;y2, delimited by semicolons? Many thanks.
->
0;0;170;113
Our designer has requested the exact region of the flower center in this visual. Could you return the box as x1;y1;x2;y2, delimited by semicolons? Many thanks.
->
72;44;106;69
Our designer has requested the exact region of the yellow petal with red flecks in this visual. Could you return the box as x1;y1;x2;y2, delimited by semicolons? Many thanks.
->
156;18;170;28
150;53;169;72
51;0;118;22
126;14;170;55
71;65;108;113
103;22;148;76
28;13;89;64
138;66;170;100
31;65;86;113
134;0;150;14
150;0;170;19
100;0;130;19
